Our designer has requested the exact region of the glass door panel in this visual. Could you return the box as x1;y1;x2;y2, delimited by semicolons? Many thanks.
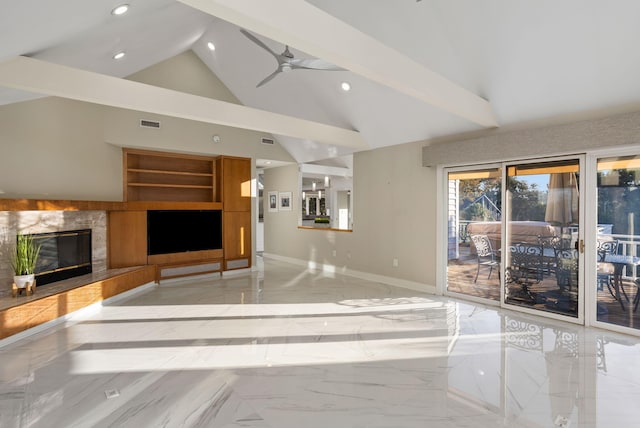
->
595;155;640;330
446;167;502;301
504;159;582;318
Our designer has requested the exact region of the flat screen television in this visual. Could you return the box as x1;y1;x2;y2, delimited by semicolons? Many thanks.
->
147;210;222;255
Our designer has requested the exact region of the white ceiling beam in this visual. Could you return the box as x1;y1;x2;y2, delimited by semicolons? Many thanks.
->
178;0;498;128
300;163;351;178
0;56;367;149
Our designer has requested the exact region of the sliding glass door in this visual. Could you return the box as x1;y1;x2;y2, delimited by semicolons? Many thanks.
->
504;158;584;321
593;154;640;332
442;152;640;334
445;166;502;301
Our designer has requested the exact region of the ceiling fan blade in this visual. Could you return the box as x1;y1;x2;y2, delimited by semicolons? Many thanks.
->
289;58;345;71
240;29;279;59
256;69;281;87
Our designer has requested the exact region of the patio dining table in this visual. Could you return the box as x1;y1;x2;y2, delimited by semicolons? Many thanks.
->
603;254;640;311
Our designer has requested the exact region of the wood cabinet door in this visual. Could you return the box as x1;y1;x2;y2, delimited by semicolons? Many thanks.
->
223;157;251;212
223;211;251;262
108;211;147;268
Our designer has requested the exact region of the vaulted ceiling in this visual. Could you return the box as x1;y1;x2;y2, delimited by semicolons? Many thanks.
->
2;0;640;163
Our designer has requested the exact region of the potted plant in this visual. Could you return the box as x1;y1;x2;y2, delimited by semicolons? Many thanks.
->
11;233;41;293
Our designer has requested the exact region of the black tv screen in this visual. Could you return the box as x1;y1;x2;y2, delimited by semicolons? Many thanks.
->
147;210;222;255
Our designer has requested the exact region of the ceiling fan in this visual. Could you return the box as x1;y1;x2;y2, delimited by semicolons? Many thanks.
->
240;29;345;87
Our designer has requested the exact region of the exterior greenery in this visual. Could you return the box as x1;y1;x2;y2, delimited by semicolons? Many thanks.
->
11;234;41;276
459;177;549;222
597;170;640;235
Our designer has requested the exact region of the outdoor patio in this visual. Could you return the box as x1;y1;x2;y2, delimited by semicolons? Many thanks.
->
447;244;640;329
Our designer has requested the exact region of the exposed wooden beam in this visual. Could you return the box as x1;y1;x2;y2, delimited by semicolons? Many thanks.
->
0;56;367;149
178;0;498;128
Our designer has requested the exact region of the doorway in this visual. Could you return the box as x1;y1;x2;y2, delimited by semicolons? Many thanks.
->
591;152;640;332
503;157;584;322
444;156;585;324
445;165;502;302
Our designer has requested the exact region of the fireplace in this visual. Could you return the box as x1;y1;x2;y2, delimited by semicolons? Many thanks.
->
31;229;92;286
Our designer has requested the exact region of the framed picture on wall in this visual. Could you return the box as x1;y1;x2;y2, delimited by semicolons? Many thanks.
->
268;191;278;212
279;191;292;211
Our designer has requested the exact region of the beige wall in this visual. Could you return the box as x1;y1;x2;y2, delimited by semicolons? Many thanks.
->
0;50;294;201
106;51;294;161
264;141;436;290
0;98;122;200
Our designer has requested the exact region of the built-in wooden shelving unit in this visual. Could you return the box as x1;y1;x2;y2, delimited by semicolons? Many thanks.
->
124;148;219;203
111;148;252;280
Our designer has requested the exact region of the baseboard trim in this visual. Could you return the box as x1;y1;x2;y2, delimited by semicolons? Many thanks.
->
263;253;436;294
159;272;221;285
222;267;252;277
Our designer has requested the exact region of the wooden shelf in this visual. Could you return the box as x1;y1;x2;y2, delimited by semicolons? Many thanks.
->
148;249;224;265
0;199;226;212
124;148;218;203
123;201;223;211
128;183;214;189
0;198;124;211
127;168;213;177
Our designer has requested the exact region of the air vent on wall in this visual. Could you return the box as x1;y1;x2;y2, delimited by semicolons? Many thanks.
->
261;138;274;145
140;119;161;129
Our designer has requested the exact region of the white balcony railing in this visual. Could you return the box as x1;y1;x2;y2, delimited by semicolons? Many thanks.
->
608;233;639;279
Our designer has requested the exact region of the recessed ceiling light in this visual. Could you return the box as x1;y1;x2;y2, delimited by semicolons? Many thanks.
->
113;51;126;60
341;81;351;91
111;4;129;15
207;42;216;51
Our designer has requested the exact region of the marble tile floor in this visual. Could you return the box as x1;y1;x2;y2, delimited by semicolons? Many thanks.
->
1;257;640;427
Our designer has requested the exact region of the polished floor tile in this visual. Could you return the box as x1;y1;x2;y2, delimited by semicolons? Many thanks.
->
1;257;640;427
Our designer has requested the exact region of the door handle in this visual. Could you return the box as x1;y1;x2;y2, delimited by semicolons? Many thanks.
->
579;239;585;254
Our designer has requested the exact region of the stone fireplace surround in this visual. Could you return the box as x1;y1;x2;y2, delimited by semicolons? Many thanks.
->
0;210;107;298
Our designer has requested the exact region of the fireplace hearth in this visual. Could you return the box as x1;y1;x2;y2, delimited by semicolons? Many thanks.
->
31;229;92;286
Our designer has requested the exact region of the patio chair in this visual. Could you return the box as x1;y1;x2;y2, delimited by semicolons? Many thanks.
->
505;243;545;303
555;248;579;293
470;234;499;283
596;238;623;299
553;248;579;313
538;235;563;276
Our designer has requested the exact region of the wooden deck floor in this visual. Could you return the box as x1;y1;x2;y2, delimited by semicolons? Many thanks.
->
448;250;640;330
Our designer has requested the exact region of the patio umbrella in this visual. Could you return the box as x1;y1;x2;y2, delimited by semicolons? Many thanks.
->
545;172;579;226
